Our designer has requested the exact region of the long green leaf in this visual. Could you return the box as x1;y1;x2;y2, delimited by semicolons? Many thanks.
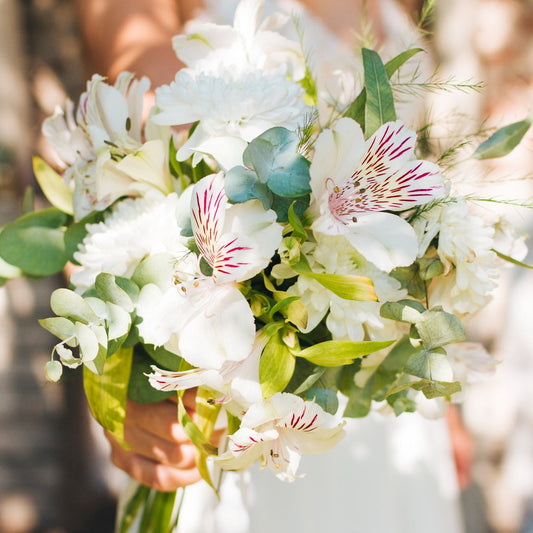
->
296;340;393;367
473;115;532;160
344;48;423;129
363;48;397;137
84;347;133;448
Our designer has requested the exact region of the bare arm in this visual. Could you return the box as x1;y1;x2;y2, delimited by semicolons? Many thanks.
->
74;0;200;87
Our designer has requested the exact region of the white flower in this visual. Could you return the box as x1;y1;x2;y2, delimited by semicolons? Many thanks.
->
43;73;172;219
71;192;188;293
217;392;345;482
310;118;445;272
174;0;304;79
153;68;309;168
290;235;407;341
413;198;499;315
447;342;497;390
136;174;282;370
146;332;267;412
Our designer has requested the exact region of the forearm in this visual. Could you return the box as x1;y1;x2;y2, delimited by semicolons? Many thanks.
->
74;0;184;86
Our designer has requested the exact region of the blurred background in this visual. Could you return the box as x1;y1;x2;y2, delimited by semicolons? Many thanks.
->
0;0;532;532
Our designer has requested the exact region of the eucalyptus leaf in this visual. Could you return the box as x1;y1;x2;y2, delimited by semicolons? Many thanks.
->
410;379;462;399
50;288;101;323
143;344;182;371
32;156;74;215
0;208;69;276
418;256;444;280
224;166;272;208
473;115;532;160
39;316;77;340
415;309;466;349
131;253;176;289
380;299;425;323
362;48;397;137
84;347;133;448
95;273;135;312
390;264;426;300
405;348;454;382
303;387;339;415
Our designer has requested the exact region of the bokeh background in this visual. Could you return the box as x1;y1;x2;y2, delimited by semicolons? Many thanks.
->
0;0;532;532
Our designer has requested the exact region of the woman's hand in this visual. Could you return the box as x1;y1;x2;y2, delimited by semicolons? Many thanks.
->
105;390;202;492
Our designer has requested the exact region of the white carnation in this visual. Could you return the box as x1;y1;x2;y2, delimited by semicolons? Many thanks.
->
153;67;310;168
414;198;498;315
71;192;189;293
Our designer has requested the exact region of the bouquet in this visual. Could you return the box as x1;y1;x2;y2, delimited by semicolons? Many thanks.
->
1;0;531;530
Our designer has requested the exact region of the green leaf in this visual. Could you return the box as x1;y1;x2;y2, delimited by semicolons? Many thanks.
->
177;392;218;456
292;257;377;301
390;264;426;300
39;316;77;340
50;288;101;323
363;48;397;137
224;166;272;208
32;156;74;215
287;202;308;240
415;309;466;349
345;48;422;129
303;387;339;415
493;249;533;270
297;340;393;367
0;208;69;276
418;256;444;280
472;115;532;160
410;379;462;399
127;348;176;403
84;347;133;448
259;332;295;398
131;253;176;289
343;373;375;418
117;485;151;533
138;490;177;533
405;348;454;382
143;344;182;371
95;273;135;312
380;299;425;324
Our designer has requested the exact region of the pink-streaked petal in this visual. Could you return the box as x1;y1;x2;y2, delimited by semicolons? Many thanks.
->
212;232;254;283
191;173;227;268
146;366;223;392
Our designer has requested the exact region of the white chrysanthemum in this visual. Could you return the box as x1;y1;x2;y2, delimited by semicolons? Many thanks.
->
290;235;407;341
413;198;498;315
153;68;309;168
71;192;188;293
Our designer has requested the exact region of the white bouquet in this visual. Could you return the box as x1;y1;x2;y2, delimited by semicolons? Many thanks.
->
0;0;530;530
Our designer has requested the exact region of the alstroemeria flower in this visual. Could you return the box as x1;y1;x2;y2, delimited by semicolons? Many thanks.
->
136;173;282;370
217;393;345;482
43;73;173;219
310;118;445;272
146;332;267;412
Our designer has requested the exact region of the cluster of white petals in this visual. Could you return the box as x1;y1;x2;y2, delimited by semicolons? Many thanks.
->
71;192;188;292
290;235;407;341
217;392;345;482
43;73;172;219
154;68;309;169
413;198;499;315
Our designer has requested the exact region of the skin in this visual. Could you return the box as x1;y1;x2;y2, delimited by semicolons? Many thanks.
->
73;0;471;493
